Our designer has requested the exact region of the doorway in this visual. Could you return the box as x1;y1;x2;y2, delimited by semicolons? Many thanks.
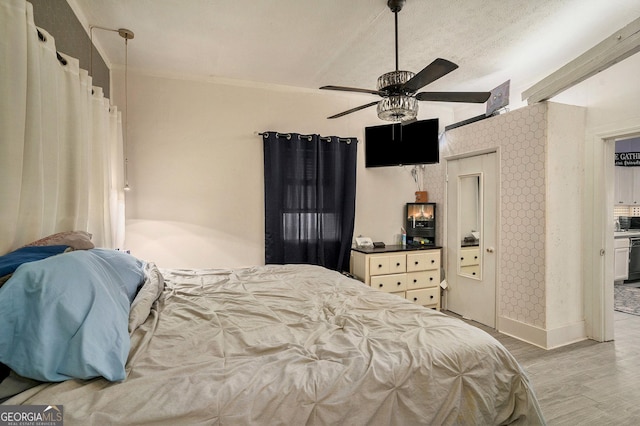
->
611;135;640;326
445;151;498;328
588;124;640;342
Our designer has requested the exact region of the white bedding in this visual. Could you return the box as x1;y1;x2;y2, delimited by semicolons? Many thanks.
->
6;264;545;425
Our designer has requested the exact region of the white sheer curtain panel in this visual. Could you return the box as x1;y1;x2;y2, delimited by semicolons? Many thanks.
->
0;0;125;254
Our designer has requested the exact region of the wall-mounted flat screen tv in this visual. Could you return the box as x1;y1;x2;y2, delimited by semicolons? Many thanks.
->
365;118;439;167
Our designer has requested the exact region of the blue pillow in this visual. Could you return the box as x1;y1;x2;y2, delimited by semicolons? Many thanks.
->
0;245;69;276
0;249;146;382
89;249;147;304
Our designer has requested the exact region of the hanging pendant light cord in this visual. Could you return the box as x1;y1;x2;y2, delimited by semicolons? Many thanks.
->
123;37;130;191
88;25;133;191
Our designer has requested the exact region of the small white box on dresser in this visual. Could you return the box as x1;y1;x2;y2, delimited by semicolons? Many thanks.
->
351;245;441;310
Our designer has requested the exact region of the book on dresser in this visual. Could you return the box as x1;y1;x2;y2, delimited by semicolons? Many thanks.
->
350;245;441;310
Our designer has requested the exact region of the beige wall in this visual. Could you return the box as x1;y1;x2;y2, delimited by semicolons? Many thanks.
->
545;103;586;332
113;50;640;347
112;70;452;268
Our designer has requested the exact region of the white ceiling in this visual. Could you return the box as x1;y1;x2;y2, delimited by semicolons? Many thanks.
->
69;0;640;110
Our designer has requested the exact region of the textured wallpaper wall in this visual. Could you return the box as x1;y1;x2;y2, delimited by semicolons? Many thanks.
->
424;103;548;328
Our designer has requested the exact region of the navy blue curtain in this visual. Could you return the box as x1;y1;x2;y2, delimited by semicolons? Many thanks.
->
263;132;357;272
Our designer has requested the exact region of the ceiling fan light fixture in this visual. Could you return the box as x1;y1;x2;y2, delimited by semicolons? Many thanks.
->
377;70;415;92
321;2;489;121
377;95;418;122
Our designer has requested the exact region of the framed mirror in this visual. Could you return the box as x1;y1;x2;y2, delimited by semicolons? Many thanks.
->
458;173;482;279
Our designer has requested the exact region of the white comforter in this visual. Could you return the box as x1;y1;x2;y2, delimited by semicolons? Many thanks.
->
8;264;544;425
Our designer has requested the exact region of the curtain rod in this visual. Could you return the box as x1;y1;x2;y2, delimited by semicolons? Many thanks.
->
255;131;357;143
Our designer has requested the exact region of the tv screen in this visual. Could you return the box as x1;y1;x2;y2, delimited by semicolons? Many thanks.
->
364;119;439;167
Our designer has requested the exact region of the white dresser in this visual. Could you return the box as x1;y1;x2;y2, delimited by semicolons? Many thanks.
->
350;245;441;310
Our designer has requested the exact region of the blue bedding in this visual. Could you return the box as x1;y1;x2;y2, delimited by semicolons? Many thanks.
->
0;249;146;382
0;245;69;277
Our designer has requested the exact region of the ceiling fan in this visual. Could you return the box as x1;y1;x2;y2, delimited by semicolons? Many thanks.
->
320;0;491;122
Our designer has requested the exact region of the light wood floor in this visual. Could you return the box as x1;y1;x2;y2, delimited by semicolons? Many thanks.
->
448;310;640;425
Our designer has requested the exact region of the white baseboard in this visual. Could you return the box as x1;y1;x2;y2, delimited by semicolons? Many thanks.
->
498;316;587;349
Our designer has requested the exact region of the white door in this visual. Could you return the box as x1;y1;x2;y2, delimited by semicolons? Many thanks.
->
446;152;498;327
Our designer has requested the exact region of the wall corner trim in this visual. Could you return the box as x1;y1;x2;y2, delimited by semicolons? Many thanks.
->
498;316;587;350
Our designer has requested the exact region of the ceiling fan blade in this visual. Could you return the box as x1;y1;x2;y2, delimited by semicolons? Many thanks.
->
327;101;379;119
402;58;459;93
416;91;491;103
320;85;384;96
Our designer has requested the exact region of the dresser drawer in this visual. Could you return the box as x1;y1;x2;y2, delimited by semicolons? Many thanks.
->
371;273;407;293
388;254;406;274
390;291;406;299
406;287;439;306
406;270;439;290
369;254;407;276
460;247;480;266
461;264;480;277
407;251;440;272
369;256;390;275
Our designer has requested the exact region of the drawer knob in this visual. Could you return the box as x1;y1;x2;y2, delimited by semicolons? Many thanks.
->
413;279;417;283
413;297;418;302
430;295;434;299
378;264;383;268
431;259;435;264
429;277;433;281
397;282;401;286
415;261;419;265
474;256;478;259
396;262;400;266
379;283;383;288
472;272;476;275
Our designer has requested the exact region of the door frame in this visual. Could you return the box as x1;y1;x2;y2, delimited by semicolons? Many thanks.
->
444;148;500;328
587;122;640;342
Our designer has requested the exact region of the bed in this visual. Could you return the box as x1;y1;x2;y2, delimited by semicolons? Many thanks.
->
1;240;544;425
